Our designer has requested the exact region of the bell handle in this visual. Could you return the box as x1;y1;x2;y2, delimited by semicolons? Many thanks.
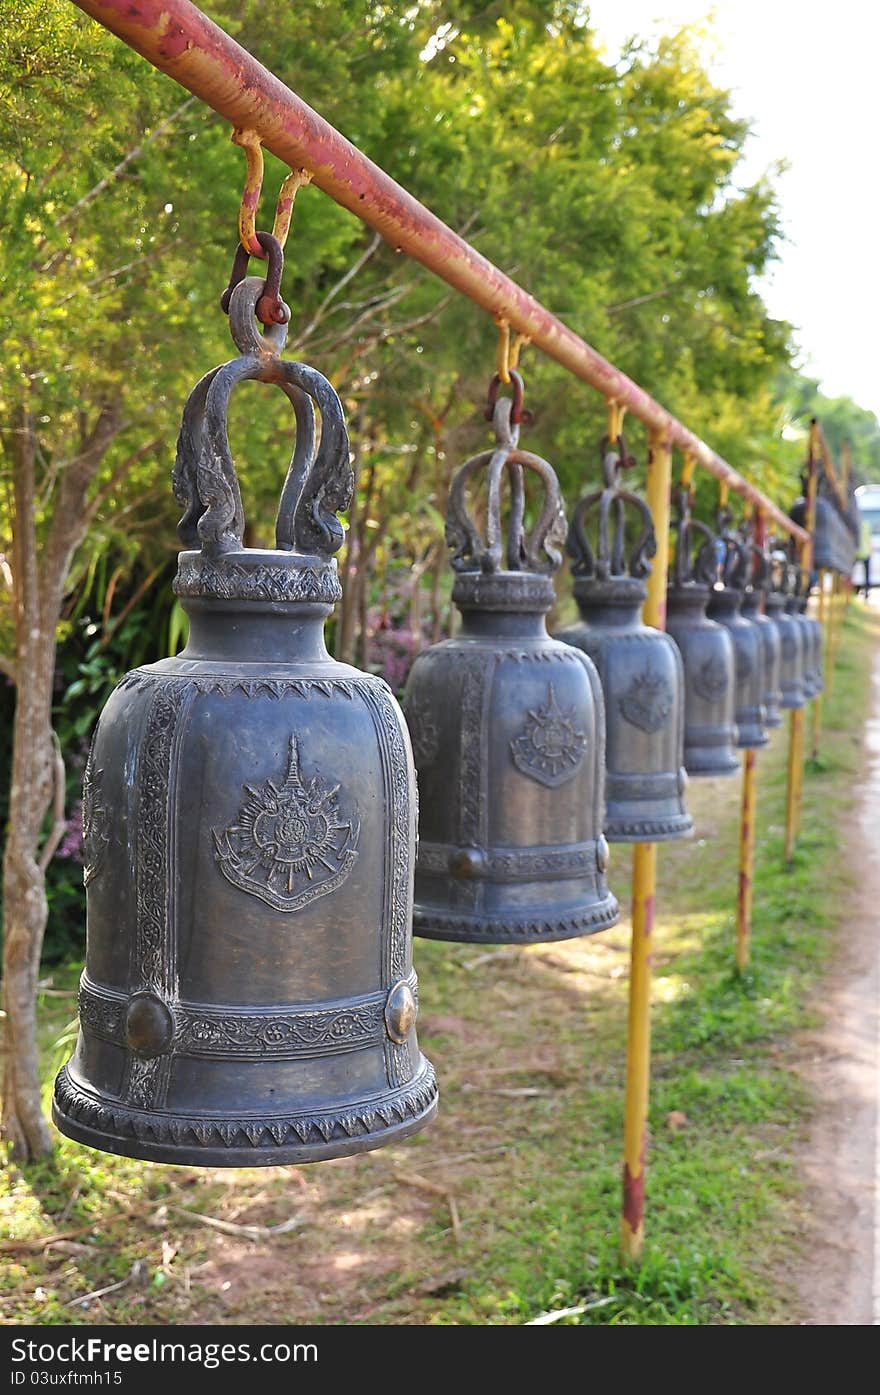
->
446;417;567;575
182;281;352;559
172;365;225;549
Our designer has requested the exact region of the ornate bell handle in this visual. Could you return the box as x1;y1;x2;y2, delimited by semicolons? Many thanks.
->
671;484;717;587
745;540;769;590
446;398;567;575
172;278;352;559
568;441;656;581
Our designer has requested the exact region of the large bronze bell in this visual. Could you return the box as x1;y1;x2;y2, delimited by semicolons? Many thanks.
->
739;540;783;728
403;380;619;944
705;517;767;749
793;569;823;698
766;553;806;710
664;486;738;776
53;279;438;1165
554;438;692;842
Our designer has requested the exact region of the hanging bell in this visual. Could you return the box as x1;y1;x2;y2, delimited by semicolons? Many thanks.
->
53;278;437;1165
664;486;739;776
705;513;768;749
793;567;823;698
554;437;692;842
403;375;619;944
738;538;783;728
766;552;806;710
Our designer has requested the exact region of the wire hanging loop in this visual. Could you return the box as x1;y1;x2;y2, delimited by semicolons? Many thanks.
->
232;127;266;257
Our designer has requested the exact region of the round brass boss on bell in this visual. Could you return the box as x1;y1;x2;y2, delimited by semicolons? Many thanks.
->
664;486;739;776
554;437;692;842
53;279;437;1166
403;381;619;944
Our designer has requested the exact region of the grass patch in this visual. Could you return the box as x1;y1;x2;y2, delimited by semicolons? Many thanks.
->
2;602;877;1326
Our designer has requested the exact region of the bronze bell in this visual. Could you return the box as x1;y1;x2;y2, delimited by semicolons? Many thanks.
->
793;567;823;698
664;486;739;776
739;539;783;728
766;552;806;710
554;438;692;842
53;278;437;1165
705;514;767;749
402;378;619;944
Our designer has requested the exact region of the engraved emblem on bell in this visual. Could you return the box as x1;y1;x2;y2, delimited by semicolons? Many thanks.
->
403;371;619;943
81;753;109;887
404;690;440;768
618;666;673;734
53;274;437;1165
510;683;587;786
693;656;729;703
213;736;359;912
555;437;693;839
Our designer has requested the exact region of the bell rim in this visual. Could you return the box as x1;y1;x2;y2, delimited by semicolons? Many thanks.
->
683;752;741;776
604;811;694;842
412;893;620;944
52;1059;438;1169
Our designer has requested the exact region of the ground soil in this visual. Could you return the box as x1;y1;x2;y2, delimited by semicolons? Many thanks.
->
791;617;880;1324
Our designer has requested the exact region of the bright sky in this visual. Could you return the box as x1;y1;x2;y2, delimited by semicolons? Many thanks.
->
585;0;880;417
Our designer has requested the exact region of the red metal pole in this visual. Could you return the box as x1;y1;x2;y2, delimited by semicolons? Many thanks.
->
70;0;807;542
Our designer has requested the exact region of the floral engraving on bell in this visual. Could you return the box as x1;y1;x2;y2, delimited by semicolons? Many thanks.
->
509;684;587;787
82;754;109;888
404;690;440;768
692;654;729;703
618;667;673;734
213;736;360;912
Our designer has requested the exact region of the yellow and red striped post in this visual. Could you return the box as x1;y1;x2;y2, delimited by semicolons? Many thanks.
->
621;421;672;1262
785;427;817;860
735;505;764;970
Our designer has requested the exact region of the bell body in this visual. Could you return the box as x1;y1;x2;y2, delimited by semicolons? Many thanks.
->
705;586;768;749
665;583;739;775
796;598;823;696
54;555;437;1165
404;573;618;944
766;591;806;709
555;579;692;842
740;590;783;728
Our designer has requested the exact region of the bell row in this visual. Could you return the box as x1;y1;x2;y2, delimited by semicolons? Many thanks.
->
51;297;823;1170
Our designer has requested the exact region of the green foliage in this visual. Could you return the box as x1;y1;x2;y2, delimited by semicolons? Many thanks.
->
778;369;880;482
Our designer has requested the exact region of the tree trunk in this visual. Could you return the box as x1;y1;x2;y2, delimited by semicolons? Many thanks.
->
2;407;56;1159
2;400;120;1161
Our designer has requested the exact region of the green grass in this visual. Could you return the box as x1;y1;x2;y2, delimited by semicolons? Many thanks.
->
1;601;876;1326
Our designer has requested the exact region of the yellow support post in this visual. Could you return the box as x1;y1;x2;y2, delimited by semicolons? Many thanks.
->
736;748;758;970
621;423;672;1263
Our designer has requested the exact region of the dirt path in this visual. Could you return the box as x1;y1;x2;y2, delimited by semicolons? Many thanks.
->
794;618;880;1325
